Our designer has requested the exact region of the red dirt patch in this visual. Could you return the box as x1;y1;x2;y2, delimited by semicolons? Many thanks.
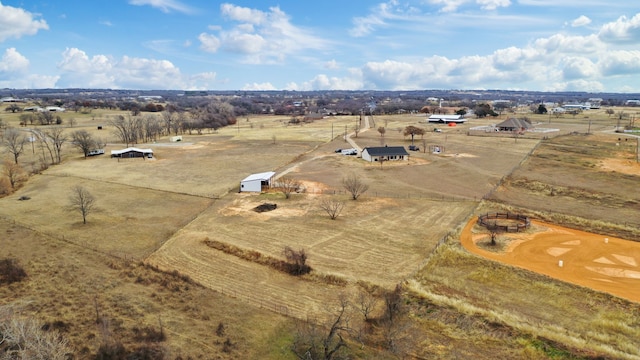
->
461;219;640;303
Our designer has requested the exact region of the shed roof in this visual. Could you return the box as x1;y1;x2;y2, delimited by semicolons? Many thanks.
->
496;118;532;129
110;147;154;155
363;146;409;156
242;171;276;182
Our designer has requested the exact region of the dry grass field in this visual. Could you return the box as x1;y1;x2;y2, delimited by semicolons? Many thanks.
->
3;106;640;359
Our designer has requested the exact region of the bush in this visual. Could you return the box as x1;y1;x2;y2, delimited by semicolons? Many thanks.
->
0;258;27;285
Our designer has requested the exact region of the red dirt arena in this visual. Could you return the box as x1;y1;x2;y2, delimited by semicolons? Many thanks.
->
461;219;640;303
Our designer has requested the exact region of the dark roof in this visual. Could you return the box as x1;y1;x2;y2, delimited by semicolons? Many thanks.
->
363;146;409;156
496;118;532;129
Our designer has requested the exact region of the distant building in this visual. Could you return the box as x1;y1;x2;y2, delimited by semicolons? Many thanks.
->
495;118;533;132
110;147;153;159
240;171;276;192
361;146;409;162
428;114;466;123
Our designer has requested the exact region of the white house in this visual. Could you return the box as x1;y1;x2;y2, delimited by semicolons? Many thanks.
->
240;171;276;192
110;147;154;159
45;106;66;112
428;114;466;123
361;146;409;162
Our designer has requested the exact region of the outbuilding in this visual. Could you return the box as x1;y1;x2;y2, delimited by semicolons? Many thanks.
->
110;147;154;159
240;171;276;192
428;114;466;123
361;146;409;162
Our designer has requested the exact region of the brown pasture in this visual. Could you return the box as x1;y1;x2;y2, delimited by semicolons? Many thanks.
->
4;109;640;358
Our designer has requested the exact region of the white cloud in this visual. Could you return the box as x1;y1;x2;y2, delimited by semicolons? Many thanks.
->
220;3;267;24
0;3;48;42
56;47;216;89
242;82;277;90
198;33;221;53
428;0;510;12
476;0;511;11
571;15;591;27
598;13;640;44
428;0;467;12
128;0;195;14
561;57;598;79
324;60;339;70
0;48;29;73
598;50;640;76
199;4;329;64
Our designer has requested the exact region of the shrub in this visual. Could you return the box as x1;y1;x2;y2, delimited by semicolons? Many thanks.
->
0;258;27;285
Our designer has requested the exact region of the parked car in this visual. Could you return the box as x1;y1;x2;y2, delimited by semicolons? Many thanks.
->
408;145;420;151
87;149;105;156
334;148;343;153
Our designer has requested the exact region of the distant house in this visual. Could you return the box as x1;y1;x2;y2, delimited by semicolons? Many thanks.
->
240;171;276;192
23;106;45;112
495;118;533;132
110;147;153;159
45;106;65;112
428;114;466;123
361;146;409;162
303;112;324;121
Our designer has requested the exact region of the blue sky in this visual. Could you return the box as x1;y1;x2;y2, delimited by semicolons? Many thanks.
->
1;0;640;92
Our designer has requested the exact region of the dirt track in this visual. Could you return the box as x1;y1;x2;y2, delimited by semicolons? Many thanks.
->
461;219;640;303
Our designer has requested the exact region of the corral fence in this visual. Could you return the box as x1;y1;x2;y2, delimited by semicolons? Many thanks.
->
478;212;531;233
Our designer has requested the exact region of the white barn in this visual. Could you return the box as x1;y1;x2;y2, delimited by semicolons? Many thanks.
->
240;171;276;192
428;114;466;123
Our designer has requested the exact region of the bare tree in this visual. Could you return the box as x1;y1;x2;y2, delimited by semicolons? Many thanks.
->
67;185;96;224
283;246;310;275
2;160;24;189
279;176;301;199
356;289;379;323
110;115;141;146
48;127;67;164
31;129;55;165
71;130;96;158
291;295;352;360
0;305;72;359
341;173;369;200
3;128;26;164
319;198;344;220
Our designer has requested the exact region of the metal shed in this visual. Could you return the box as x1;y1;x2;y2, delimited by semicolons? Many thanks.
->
240;171;276;192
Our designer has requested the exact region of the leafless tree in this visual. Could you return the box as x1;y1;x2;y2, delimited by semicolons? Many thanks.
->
283;246;310;275
2;160;24;189
279;176;301;199
31;129;55;165
67;117;77;128
356;289;379;323
319;198;344;220
0;305;72;359
341;173;369;200
110;115;141;146
51;128;67;164
71;130;96;158
3;128;26;164
67;185;96;224
291;295;352;360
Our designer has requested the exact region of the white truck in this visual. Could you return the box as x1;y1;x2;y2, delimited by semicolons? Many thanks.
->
341;148;357;155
